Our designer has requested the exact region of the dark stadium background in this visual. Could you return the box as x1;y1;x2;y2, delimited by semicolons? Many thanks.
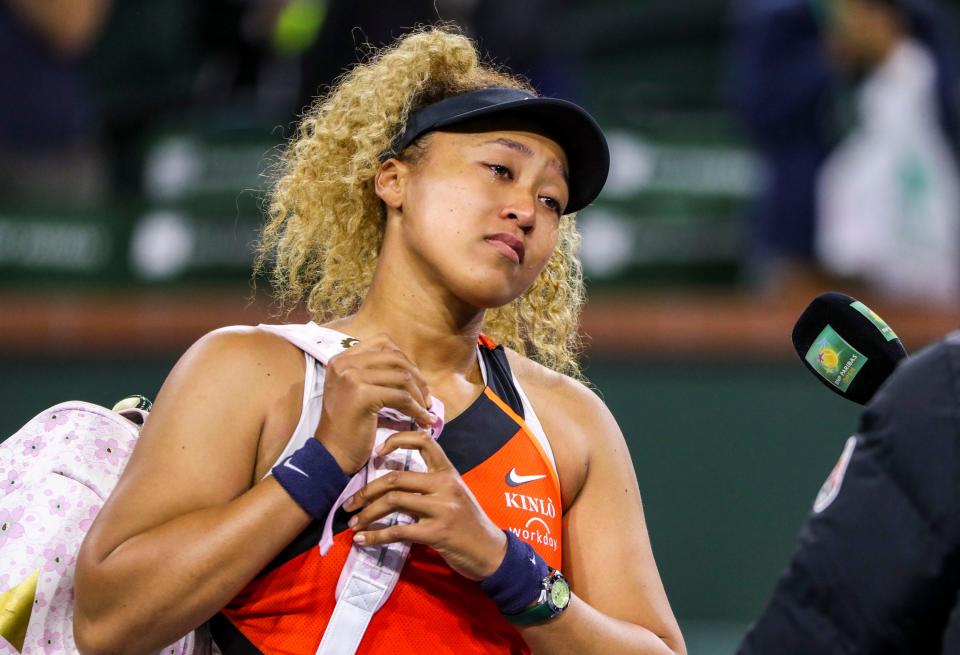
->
3;1;960;651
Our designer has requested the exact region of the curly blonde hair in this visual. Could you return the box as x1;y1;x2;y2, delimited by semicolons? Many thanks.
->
256;26;586;378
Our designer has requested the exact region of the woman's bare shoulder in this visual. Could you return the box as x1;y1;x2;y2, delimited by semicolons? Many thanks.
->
122;325;308;492
170;325;307;387
503;348;610;424
186;325;304;363
158;325;308;436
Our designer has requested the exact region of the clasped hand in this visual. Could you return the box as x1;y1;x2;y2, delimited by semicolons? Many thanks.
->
316;334;507;581
343;430;508;581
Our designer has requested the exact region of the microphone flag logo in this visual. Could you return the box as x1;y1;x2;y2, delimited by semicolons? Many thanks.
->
850;300;899;342
804;324;869;392
819;348;840;370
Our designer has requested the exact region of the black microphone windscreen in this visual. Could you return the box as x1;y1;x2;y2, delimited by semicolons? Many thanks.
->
792;292;908;404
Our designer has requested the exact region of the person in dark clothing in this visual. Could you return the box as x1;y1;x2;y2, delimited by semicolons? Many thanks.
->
0;0;111;202
739;331;960;653
296;0;576;114
729;0;838;294
730;0;960;297
825;0;960;151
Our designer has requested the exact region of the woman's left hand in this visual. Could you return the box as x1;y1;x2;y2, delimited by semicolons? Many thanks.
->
342;431;508;581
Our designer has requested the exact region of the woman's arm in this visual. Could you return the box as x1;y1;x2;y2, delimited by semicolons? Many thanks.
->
347;356;686;654
518;375;686;654
74;328;314;655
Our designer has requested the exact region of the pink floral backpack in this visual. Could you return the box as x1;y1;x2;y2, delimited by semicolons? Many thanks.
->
0;398;207;654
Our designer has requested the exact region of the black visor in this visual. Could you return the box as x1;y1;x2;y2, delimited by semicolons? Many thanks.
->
389;87;609;214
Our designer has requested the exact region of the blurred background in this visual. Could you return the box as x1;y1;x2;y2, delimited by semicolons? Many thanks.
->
3;0;960;652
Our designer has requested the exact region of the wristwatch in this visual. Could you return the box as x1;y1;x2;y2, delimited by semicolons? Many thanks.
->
505;569;571;627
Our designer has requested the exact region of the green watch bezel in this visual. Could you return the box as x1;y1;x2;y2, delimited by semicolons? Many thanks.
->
504;569;570;627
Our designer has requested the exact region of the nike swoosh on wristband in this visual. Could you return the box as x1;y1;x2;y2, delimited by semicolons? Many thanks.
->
283;458;310;477
505;468;547;486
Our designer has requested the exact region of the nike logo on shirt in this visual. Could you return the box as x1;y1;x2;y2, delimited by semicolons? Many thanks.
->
505;468;546;487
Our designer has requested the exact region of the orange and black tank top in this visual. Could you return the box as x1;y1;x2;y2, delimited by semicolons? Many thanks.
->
210;337;563;654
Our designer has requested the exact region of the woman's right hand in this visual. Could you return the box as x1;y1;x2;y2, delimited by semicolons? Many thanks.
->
315;334;437;474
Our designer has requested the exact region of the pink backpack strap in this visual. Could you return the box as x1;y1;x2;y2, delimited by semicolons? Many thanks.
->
257;322;446;655
258;322;357;364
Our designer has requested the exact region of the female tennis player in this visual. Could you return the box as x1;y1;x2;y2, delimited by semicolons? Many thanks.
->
73;27;686;655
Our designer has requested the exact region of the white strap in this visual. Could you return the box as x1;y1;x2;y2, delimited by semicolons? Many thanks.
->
258;323;348;475
259;323;445;655
315;414;441;655
510;372;558;476
258;322;353;364
315;571;388;655
476;340;558;480
476;345;488;385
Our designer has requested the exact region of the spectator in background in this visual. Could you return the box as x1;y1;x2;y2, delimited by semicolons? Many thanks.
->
295;0;467;113
0;0;111;203
729;0;839;297
816;0;960;305
296;0;577;115
181;2;578;145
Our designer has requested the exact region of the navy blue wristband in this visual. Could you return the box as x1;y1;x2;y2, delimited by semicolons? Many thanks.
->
479;530;549;615
271;439;350;520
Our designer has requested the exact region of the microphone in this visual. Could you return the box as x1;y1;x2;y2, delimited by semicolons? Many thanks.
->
791;292;908;405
